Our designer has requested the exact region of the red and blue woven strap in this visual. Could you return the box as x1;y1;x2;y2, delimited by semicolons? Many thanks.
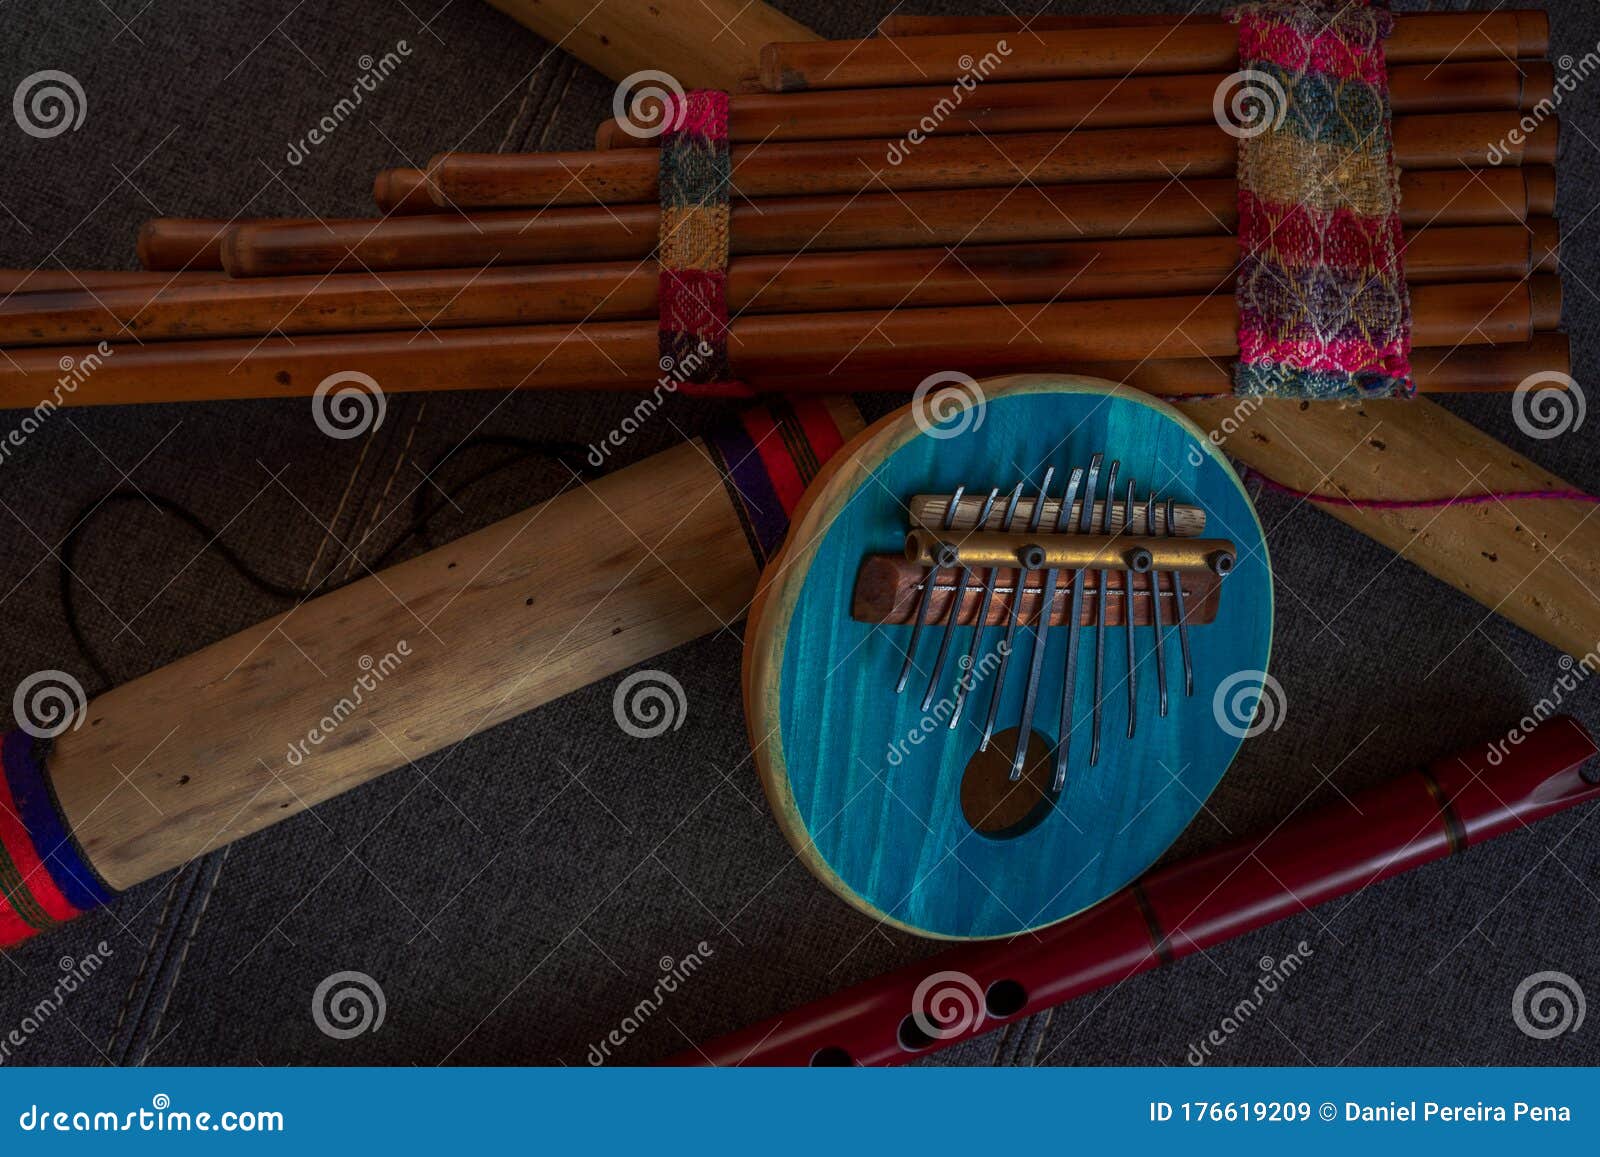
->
658;89;745;395
1;730;114;948
1229;0;1414;399
708;395;854;566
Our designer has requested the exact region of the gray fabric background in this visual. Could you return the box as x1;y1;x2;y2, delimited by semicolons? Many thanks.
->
1;0;1597;1067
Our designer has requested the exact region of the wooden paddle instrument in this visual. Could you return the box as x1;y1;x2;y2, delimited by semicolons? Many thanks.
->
745;376;1271;939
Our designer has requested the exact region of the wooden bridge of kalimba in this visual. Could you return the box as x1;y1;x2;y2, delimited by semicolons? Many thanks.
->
850;454;1236;792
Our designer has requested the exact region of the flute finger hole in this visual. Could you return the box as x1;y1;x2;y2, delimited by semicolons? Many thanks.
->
808;1046;854;1066
896;1014;936;1053
985;978;1028;1019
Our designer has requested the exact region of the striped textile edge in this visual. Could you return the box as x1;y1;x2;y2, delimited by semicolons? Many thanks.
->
1;730;115;948
708;396;863;566
1229;0;1414;399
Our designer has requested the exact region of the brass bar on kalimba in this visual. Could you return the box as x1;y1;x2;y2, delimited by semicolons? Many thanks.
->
1055;452;1102;792
980;468;1054;755
949;482;1024;728
1123;478;1139;740
896;486;965;695
1166;498;1196;697
1010;465;1083;782
903;531;1234;573
1091;460;1120;766
921;487;1000;711
1145;492;1169;719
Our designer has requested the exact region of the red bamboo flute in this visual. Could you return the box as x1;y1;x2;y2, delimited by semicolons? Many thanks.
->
218;166;1549;278
426;112;1555;209
0;279;1558;409
669;715;1597;1065
761;12;1549;91
590;60;1551;148
4;221;1557;347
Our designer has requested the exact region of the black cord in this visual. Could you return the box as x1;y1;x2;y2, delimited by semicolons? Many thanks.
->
59;436;597;690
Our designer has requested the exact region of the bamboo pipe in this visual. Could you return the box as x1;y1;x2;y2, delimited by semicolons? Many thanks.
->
590;61;1553;148
138;217;382;271
372;167;436;215
879;13;1235;35
0;280;1557;409
1072;334;1571;399
8;222;1557;347
481;0;816;92
729;337;1572;406
424;113;1556;209
760;12;1550;91
42;395;860;894
0;269;229;295
218;166;1550;278
876;10;1551;40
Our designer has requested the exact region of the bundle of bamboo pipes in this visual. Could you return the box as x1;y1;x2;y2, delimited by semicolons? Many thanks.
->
0;8;1569;411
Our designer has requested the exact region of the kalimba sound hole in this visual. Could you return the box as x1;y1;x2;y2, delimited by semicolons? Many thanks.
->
960;727;1057;839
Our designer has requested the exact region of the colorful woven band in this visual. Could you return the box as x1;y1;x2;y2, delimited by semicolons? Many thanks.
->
1;730;114;948
709;396;856;565
1229;0;1414;399
659;89;737;390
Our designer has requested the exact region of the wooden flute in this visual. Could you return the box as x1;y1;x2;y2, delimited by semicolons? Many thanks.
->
0;396;860;945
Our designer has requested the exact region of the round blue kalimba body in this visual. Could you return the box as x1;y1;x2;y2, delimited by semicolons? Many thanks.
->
747;377;1273;939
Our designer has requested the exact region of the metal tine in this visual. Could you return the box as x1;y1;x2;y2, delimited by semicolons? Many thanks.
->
1145;492;1169;718
1123;477;1138;740
949;483;1025;729
1166;498;1195;696
1052;453;1102;793
1090;460;1119;766
1009;466;1084;782
980;468;1054;753
921;487;1000;711
895;486;965;695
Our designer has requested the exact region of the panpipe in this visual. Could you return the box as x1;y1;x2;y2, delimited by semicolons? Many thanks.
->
0;397;858;945
674;715;1600;1065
